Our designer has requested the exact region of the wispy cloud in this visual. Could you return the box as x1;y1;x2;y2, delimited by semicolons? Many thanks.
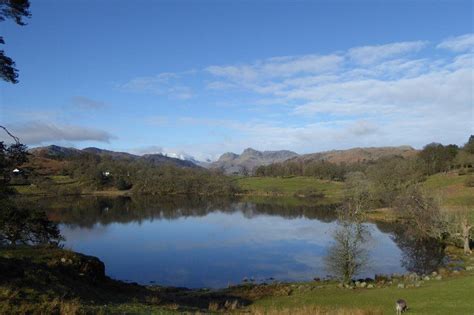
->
437;33;474;52
119;72;193;99
118;34;472;157
347;40;428;65
71;96;106;109
1;122;115;145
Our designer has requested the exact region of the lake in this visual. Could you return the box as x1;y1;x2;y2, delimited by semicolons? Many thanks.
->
39;196;445;288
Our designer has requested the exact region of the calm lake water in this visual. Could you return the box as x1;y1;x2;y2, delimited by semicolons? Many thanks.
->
40;196;445;288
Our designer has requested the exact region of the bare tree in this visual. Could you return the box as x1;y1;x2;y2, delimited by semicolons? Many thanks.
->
446;208;472;255
324;220;370;284
395;185;447;240
344;171;371;215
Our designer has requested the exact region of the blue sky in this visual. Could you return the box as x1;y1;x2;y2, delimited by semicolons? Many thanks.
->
1;0;473;160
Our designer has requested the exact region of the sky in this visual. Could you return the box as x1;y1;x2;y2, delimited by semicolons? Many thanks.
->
1;0;473;161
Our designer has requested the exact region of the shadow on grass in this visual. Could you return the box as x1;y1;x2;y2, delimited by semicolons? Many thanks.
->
0;247;251;313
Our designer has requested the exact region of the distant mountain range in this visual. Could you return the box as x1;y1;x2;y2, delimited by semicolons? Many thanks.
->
29;145;418;174
29;145;198;168
209;146;417;174
209;148;299;174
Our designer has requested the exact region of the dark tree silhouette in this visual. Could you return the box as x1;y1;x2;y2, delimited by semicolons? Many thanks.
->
0;0;31;83
0;125;62;247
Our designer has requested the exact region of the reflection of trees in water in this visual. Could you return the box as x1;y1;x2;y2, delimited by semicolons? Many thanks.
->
391;226;445;275
374;221;445;275
324;220;371;283
23;196;339;229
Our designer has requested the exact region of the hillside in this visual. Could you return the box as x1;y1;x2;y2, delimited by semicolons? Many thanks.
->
290;146;417;164
209;146;417;175
210;148;299;175
27;145;200;175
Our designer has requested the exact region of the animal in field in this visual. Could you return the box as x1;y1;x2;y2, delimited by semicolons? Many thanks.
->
396;299;408;314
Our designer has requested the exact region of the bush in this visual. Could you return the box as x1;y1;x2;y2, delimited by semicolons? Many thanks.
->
464;176;474;187
115;178;133;191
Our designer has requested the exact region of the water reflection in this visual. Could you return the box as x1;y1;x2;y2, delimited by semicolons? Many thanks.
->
22;196;446;288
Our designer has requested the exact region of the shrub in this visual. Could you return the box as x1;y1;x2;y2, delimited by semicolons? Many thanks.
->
115;178;133;191
464;176;474;187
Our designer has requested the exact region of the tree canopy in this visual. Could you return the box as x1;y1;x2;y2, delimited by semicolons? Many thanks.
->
0;0;31;83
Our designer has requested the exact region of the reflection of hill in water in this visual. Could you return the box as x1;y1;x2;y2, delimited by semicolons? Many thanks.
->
24;195;446;275
31;196;340;228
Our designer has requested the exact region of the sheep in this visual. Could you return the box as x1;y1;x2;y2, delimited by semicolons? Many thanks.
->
396;299;408;314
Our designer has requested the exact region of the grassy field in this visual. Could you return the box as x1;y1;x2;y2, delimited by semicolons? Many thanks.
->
236;176;344;203
249;272;474;315
424;173;474;207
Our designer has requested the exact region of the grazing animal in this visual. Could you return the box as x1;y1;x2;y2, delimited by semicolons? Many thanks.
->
396;299;407;314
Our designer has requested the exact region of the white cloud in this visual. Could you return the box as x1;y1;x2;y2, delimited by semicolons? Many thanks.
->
437;33;474;52
347;41;428;65
119;72;193;99
0;122;115;145
119;35;472;157
205;54;343;84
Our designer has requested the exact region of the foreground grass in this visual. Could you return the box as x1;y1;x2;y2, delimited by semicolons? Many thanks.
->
249;272;474;315
236;176;343;203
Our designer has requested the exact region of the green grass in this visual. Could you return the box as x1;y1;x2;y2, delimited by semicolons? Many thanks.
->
250;273;474;314
236;176;343;203
48;175;78;184
424;173;474;207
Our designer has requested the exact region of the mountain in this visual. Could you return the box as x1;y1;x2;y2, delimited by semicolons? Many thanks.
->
289;146;417;164
210;148;299;174
142;154;197;168
29;145;200;169
82;147;138;160
29;145;82;159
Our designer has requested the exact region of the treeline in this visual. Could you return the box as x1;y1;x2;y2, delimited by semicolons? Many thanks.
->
255;136;474;181
61;153;238;196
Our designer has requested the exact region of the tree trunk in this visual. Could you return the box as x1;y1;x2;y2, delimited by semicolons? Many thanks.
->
462;221;472;255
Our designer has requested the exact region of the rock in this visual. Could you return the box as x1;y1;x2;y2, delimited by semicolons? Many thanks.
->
360;282;367;288
78;256;105;281
337;283;344;288
437;267;448;275
397;283;405;289
355;281;361;287
367;284;374;289
435;275;442;280
423;276;430;281
431;271;438;277
60;257;67;263
465;266;474;271
452;270;460;275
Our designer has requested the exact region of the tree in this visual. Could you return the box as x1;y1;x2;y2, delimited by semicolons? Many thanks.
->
463;135;474;154
324;220;370;284
0;125;62;247
0;205;62;246
446;209;472;255
367;157;423;207
395;185;448;240
0;0;31;83
343;171;370;215
418;143;458;175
